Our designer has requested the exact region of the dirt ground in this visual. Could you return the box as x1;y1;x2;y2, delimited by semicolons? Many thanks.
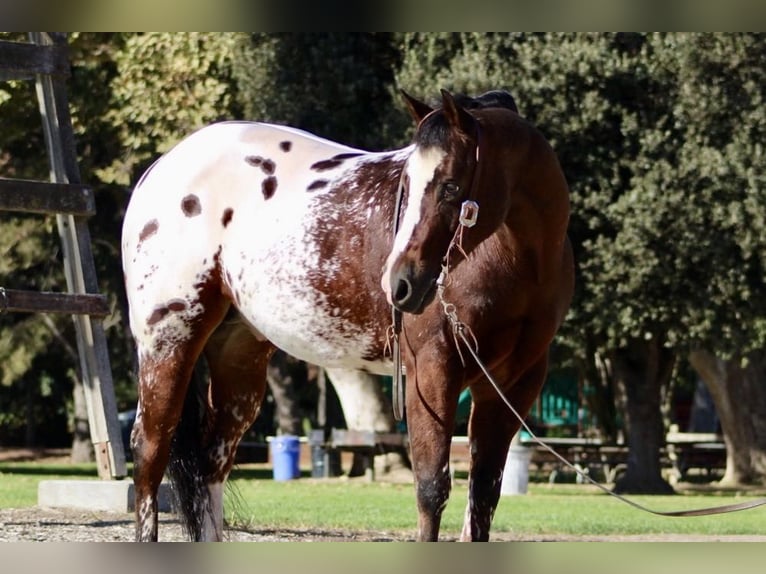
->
2;448;765;542
3;506;765;542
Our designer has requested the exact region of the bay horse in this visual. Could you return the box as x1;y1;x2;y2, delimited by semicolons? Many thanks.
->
121;89;574;541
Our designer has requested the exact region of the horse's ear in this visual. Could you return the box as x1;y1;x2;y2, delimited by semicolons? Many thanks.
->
441;89;476;136
400;89;433;124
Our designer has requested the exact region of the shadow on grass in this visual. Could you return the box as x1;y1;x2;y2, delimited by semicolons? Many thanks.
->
0;463;102;478
229;466;313;481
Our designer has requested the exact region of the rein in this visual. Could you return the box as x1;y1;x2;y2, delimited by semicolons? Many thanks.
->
436;212;766;519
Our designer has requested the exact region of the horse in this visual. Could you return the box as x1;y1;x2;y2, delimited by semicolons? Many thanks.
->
121;89;574;542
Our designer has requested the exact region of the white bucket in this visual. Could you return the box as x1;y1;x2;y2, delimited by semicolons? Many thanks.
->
501;445;532;495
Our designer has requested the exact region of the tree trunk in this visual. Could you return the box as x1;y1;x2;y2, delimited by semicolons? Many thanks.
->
325;368;412;478
580;349;621;443
24;378;36;447
70;374;94;463
266;350;310;436
612;338;675;494
688;349;766;485
40;315;93;461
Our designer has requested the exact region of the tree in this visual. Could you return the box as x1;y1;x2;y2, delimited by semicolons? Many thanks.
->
100;32;246;186
659;33;766;485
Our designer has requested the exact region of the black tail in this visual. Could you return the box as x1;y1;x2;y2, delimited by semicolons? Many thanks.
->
166;362;210;541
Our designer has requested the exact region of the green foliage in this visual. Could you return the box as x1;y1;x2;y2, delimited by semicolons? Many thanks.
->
660;33;766;354
0;33;127;445
100;32;246;186
237;33;405;150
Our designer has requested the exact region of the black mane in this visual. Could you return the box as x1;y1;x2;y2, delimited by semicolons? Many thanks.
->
455;90;518;113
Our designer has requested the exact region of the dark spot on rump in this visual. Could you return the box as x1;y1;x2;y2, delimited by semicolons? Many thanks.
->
222;208;234;227
310;152;362;172
146;306;169;326
138;219;159;244
147;299;188;326
261;159;276;175
332;152;363;161
262;176;277;199
307;179;329;191
181;194;201;217
280;141;292;152
167;299;187;312
246;155;276;175
310;158;343;171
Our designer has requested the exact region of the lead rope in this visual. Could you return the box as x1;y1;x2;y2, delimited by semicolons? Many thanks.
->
440;201;766;518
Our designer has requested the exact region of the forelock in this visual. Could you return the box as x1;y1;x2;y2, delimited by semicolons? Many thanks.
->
413;111;451;150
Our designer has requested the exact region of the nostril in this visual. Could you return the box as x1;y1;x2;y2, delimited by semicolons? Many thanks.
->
394;278;412;304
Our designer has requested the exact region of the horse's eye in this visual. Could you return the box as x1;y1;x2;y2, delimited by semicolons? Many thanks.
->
440;181;461;202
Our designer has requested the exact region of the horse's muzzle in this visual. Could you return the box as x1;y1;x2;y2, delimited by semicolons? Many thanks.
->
390;267;437;314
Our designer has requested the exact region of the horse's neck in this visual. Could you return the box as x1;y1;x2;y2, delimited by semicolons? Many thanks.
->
499;129;570;284
349;147;411;206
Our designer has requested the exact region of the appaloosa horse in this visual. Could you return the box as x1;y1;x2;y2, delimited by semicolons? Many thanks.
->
121;89;574;541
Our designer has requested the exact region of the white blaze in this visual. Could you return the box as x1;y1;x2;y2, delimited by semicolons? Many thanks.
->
381;147;445;302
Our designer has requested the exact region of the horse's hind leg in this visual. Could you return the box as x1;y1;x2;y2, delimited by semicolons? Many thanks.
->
132;330;222;542
460;353;548;541
195;315;274;541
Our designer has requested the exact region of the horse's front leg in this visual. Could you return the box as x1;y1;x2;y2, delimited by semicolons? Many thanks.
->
405;361;461;541
460;354;548;541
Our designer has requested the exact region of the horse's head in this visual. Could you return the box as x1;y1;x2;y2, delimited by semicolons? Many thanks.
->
382;89;503;314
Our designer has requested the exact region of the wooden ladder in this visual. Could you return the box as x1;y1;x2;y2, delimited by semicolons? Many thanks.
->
0;32;126;478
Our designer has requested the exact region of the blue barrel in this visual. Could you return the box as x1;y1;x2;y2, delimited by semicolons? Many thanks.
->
271;435;301;480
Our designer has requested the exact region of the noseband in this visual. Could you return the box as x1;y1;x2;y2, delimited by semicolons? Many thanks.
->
389;118;483;421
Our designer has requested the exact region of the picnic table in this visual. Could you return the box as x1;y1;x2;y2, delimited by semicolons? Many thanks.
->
518;436;629;483
665;431;727;483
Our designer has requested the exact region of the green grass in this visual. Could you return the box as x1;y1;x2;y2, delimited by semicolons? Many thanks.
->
0;462;99;507
2;461;765;538
224;476;766;538
490;487;766;537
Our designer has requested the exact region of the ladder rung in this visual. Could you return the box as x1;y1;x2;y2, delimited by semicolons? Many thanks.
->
0;39;69;81
0;178;95;216
0;288;110;317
